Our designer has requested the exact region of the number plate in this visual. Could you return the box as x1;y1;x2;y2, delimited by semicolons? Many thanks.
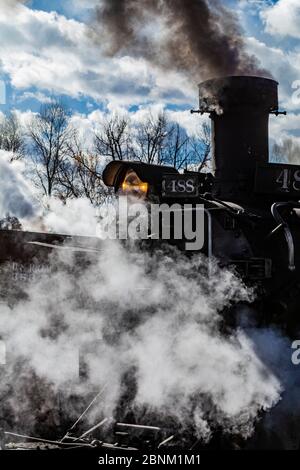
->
162;174;199;198
255;163;300;195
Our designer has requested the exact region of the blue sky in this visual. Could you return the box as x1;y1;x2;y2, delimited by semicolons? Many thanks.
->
0;0;300;145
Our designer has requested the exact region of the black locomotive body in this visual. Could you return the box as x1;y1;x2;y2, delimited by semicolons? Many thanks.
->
103;76;300;334
1;76;299;331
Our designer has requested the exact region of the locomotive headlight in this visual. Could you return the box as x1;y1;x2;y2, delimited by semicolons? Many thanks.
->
102;160;179;200
120;169;149;199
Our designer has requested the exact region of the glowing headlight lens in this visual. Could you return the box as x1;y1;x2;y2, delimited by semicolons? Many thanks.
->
120;169;149;199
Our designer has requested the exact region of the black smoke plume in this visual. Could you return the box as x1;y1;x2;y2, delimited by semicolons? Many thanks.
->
94;0;270;81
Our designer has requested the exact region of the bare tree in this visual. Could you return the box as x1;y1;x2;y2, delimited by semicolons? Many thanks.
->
190;121;211;171
162;123;191;169
271;138;300;165
0;214;22;230
271;142;285;163
94;114;132;161
0;113;25;160
28;102;74;196
160;121;210;171
58;134;108;205
134;112;169;164
94;112;211;171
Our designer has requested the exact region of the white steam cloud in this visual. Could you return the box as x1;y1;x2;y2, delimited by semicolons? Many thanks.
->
0;150;38;221
0;152;299;448
0;239;284;443
42;197;100;237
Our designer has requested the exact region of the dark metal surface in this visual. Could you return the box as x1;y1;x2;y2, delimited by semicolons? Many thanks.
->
198;76;279;201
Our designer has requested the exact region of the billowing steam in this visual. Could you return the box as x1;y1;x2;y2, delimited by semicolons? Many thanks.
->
0;238;283;443
0;153;299;448
94;0;270;81
0;150;37;221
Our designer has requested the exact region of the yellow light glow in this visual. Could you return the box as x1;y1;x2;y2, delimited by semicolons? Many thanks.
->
120;170;149;199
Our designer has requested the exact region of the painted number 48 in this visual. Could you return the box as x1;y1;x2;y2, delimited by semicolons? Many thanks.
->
276;169;300;192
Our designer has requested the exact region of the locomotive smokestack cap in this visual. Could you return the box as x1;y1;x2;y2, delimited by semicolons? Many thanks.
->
198;76;279;201
198;76;278;113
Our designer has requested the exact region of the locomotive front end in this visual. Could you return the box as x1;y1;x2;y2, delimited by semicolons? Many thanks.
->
102;76;300;331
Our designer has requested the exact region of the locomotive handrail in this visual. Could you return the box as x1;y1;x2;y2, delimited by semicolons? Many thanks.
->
271;202;300;271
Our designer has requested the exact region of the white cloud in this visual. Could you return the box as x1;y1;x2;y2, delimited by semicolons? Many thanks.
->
0;2;194;110
68;103;206;155
166;110;208;137
2;0;26;9
13;108;36;128
0;149;39;220
270;112;300;137
1;0;299;144
69;109;105;151
269;112;300;161
67;0;100;12
246;36;300;111
261;0;300;39
17;91;55;104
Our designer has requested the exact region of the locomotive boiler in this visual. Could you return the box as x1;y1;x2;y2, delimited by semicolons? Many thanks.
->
103;76;300;335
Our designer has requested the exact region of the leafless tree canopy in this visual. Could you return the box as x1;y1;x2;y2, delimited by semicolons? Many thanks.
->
271;139;300;165
133;113;168;165
59;134;107;205
0;113;25;160
94;110;211;170
94;115;133;161
28;102;74;197
0;102;211;206
193;122;211;171
163;123;190;170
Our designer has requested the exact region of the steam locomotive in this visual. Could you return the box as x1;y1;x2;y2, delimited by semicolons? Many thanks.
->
1;76;300;450
103;76;300;335
1;75;299;335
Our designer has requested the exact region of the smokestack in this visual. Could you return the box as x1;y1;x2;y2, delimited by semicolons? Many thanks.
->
198;76;279;201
